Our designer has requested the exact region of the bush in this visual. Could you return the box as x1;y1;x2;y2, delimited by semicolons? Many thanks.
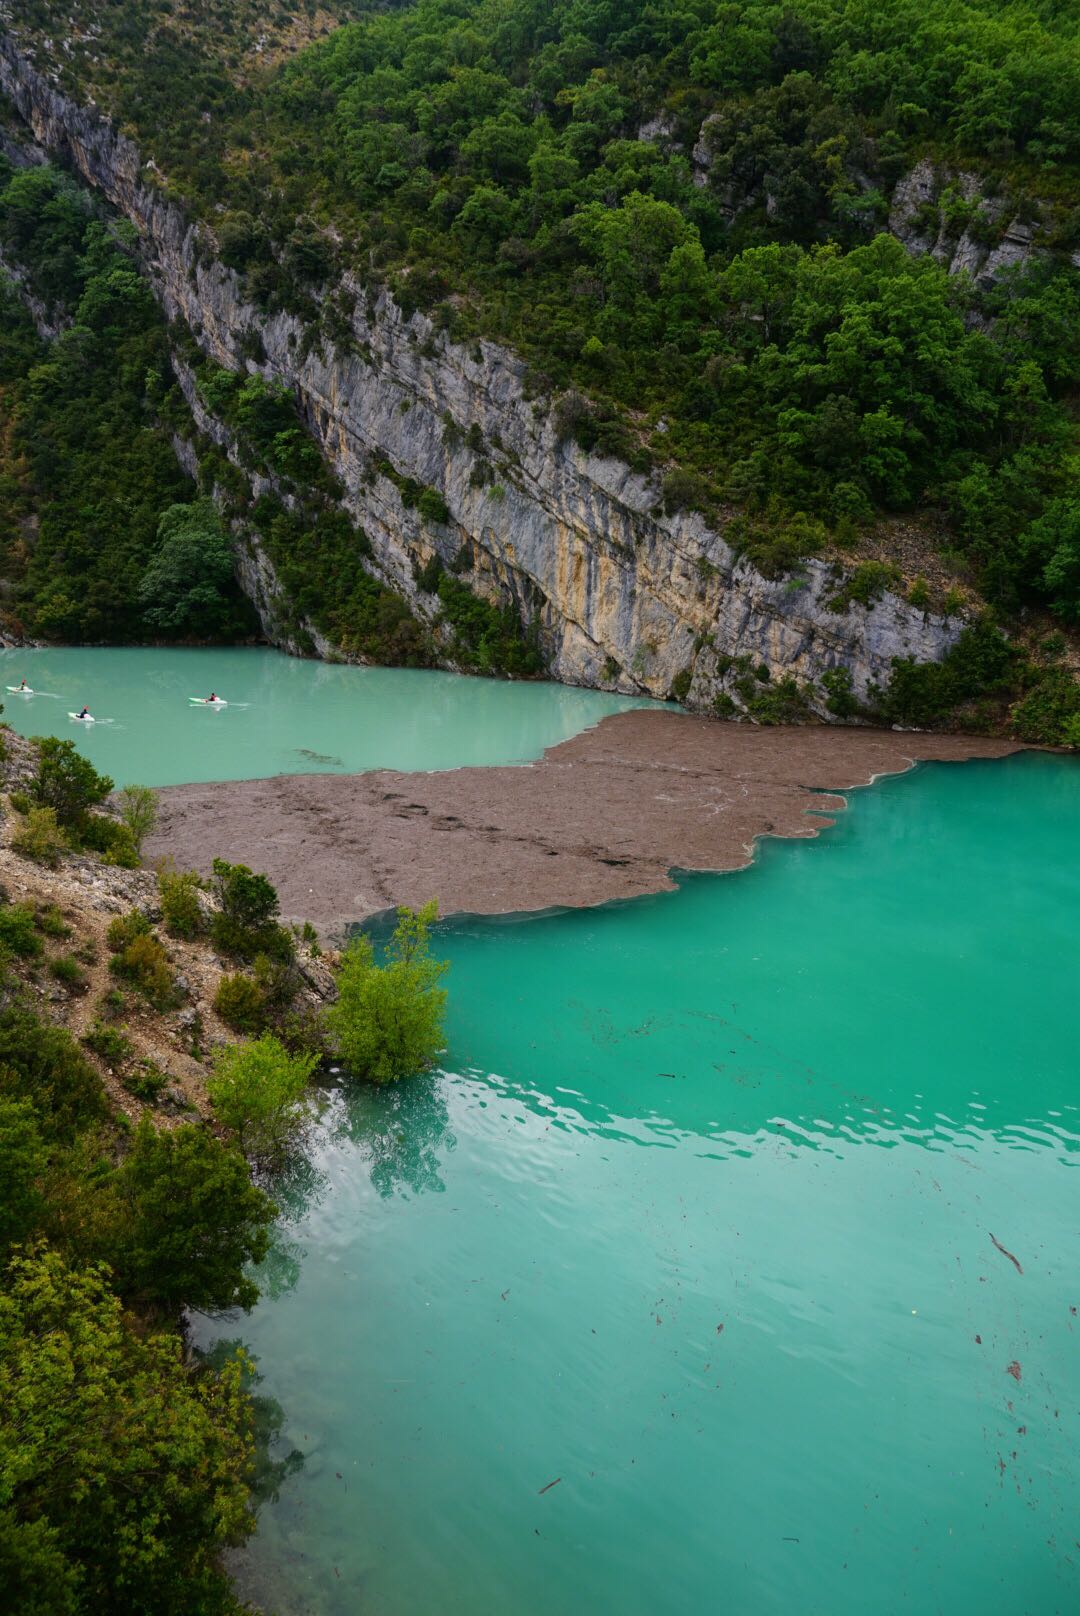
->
325;902;448;1084
744;676;813;725
82;1021;134;1067
729;510;826;580
670;667;693;703
213;972;266;1035
80;815;140;869
875;619;1017;728
0;1097;47;1253
208;1033;317;1165
0;1004;108;1142
12;807;68;867
0;903;42;959
1011;668;1080;744
109;933;178;1009
210;860;293;962
158;865;205;939
48;955;86;992
106;910;151;953
34;905;71;939
827;561;900;612
28;737;113;827
821;666;860;719
123;1061;170;1103
416;487;450;525
116;785;158;856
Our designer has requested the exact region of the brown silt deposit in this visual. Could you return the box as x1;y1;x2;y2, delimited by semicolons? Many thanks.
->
147;711;1022;936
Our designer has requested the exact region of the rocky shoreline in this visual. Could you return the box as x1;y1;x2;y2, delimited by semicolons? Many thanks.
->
146;710;1023;937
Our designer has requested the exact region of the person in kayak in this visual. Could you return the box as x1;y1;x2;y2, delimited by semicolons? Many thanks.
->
18;678;28;690
206;692;220;703
78;705;90;719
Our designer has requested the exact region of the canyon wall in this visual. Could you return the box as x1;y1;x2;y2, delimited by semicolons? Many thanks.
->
0;34;961;711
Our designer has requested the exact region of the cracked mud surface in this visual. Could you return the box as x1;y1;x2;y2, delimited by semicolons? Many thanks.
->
147;711;1023;937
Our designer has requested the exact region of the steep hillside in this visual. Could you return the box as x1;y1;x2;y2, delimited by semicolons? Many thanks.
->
1;0;1079;735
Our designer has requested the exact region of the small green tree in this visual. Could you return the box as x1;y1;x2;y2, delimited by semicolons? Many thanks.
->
325;901;448;1084
213;972;266;1035
111;1119;275;1314
29;738;113;827
208;1034;316;1166
210;860;293;961
157;865;205;939
116;785;158;857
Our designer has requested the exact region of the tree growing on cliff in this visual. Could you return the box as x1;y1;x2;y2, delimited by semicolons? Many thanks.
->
326;902;448;1084
28;738;113;828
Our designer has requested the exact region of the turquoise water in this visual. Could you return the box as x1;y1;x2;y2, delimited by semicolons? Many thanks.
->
0;648;658;785
202;752;1080;1616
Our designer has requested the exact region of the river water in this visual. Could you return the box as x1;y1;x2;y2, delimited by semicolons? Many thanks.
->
193;751;1079;1616
0;647;659;784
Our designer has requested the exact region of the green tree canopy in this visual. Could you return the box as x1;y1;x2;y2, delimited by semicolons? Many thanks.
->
0;1246;254;1615
138;499;239;637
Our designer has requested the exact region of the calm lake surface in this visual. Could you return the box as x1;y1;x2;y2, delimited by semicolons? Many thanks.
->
0;647;659;784
199;751;1080;1616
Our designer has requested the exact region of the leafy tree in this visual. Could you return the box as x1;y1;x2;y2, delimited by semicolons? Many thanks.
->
208;1034;317;1166
210;859;294;962
109;1119;274;1314
0;1007;108;1144
0;1246;254;1615
28;738;113;828
326;902;448;1084
138;499;239;637
115;786;158;857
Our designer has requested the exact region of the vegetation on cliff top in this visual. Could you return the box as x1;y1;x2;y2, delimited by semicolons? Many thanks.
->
9;0;1080;631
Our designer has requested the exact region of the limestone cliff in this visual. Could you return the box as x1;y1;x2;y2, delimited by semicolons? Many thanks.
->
0;33;961;714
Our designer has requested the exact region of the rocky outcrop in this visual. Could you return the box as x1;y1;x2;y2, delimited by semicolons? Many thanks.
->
887;157;1080;286
0;33;962;714
0;244;68;338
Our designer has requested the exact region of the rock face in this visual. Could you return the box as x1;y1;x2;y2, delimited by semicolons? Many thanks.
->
0;33;961;713
887;156;1076;286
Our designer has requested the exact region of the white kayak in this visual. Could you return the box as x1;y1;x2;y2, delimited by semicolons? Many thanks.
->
6;685;34;695
189;696;228;706
68;712;95;723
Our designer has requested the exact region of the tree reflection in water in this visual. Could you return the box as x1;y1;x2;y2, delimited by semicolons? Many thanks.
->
333;1070;456;1200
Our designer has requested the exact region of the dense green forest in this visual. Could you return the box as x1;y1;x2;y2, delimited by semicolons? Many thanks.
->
2;0;1080;726
11;0;1080;628
0;160;257;641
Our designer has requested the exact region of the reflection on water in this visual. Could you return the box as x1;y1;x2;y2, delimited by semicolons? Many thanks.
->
195;753;1080;1616
332;1071;457;1200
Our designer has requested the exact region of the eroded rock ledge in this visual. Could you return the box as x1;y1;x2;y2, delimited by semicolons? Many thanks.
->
147;711;1022;936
